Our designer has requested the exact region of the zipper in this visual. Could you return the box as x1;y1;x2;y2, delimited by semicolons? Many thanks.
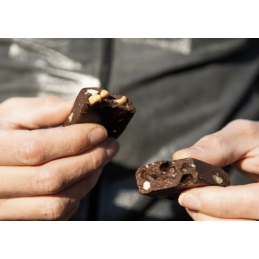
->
99;38;114;90
89;38;114;221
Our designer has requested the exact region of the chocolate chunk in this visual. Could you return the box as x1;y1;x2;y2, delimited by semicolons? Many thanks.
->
135;158;230;201
63;88;136;138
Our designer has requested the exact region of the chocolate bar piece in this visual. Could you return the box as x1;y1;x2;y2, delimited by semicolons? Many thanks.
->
64;88;136;138
135;158;230;201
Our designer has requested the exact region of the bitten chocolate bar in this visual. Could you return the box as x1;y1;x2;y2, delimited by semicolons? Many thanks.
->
64;88;136;138
135;158;230;201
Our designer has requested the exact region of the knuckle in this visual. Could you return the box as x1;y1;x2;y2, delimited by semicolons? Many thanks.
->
71;202;80;216
245;185;259;219
219;204;232;219
242;120;257;134
228;119;257;134
43;199;66;220
37;166;63;194
218;185;259;219
69;127;91;154
17;137;43;165
199;134;225;149
253;194;259;219
87;149;105;172
72;172;101;200
88;152;97;172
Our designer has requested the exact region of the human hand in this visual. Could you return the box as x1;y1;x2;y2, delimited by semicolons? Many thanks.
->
0;96;119;220
173;119;259;221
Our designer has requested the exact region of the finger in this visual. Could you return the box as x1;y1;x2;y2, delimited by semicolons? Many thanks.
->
186;209;253;221
0;138;119;197
56;168;103;204
173;119;259;168
234;156;259;178
0;96;75;130
58;203;80;221
0;123;107;166
0;169;102;220
178;184;259;220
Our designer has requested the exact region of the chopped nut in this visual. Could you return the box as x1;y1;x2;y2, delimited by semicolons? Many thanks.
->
100;90;109;98
143;181;150;190
213;175;223;184
89;94;102;105
86;89;99;95
115;96;127;105
191;164;196;168
147;175;154;181
68;112;73;122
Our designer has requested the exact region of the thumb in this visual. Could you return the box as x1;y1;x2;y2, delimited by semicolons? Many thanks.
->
185;209;253;221
173;119;259;168
0;96;76;129
178;183;259;220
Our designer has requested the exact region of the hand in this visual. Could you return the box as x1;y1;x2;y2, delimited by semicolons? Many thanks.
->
0;96;119;220
173;119;259;221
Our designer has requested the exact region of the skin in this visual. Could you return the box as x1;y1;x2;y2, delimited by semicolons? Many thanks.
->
173;119;259;221
0;96;119;220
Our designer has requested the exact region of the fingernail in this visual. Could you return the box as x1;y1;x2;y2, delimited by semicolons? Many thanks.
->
179;147;203;155
178;193;200;211
186;208;197;220
106;138;119;157
90;127;107;145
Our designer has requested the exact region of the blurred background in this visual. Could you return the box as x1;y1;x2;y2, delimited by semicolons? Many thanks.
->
1;38;259;220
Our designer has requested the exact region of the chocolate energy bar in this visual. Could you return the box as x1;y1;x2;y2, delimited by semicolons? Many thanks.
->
64;88;136;138
135;158;230;201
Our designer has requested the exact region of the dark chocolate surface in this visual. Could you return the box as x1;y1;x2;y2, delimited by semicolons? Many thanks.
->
64;88;136;138
135;158;230;201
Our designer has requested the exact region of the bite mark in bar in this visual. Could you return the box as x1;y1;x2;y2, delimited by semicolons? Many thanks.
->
64;87;136;138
